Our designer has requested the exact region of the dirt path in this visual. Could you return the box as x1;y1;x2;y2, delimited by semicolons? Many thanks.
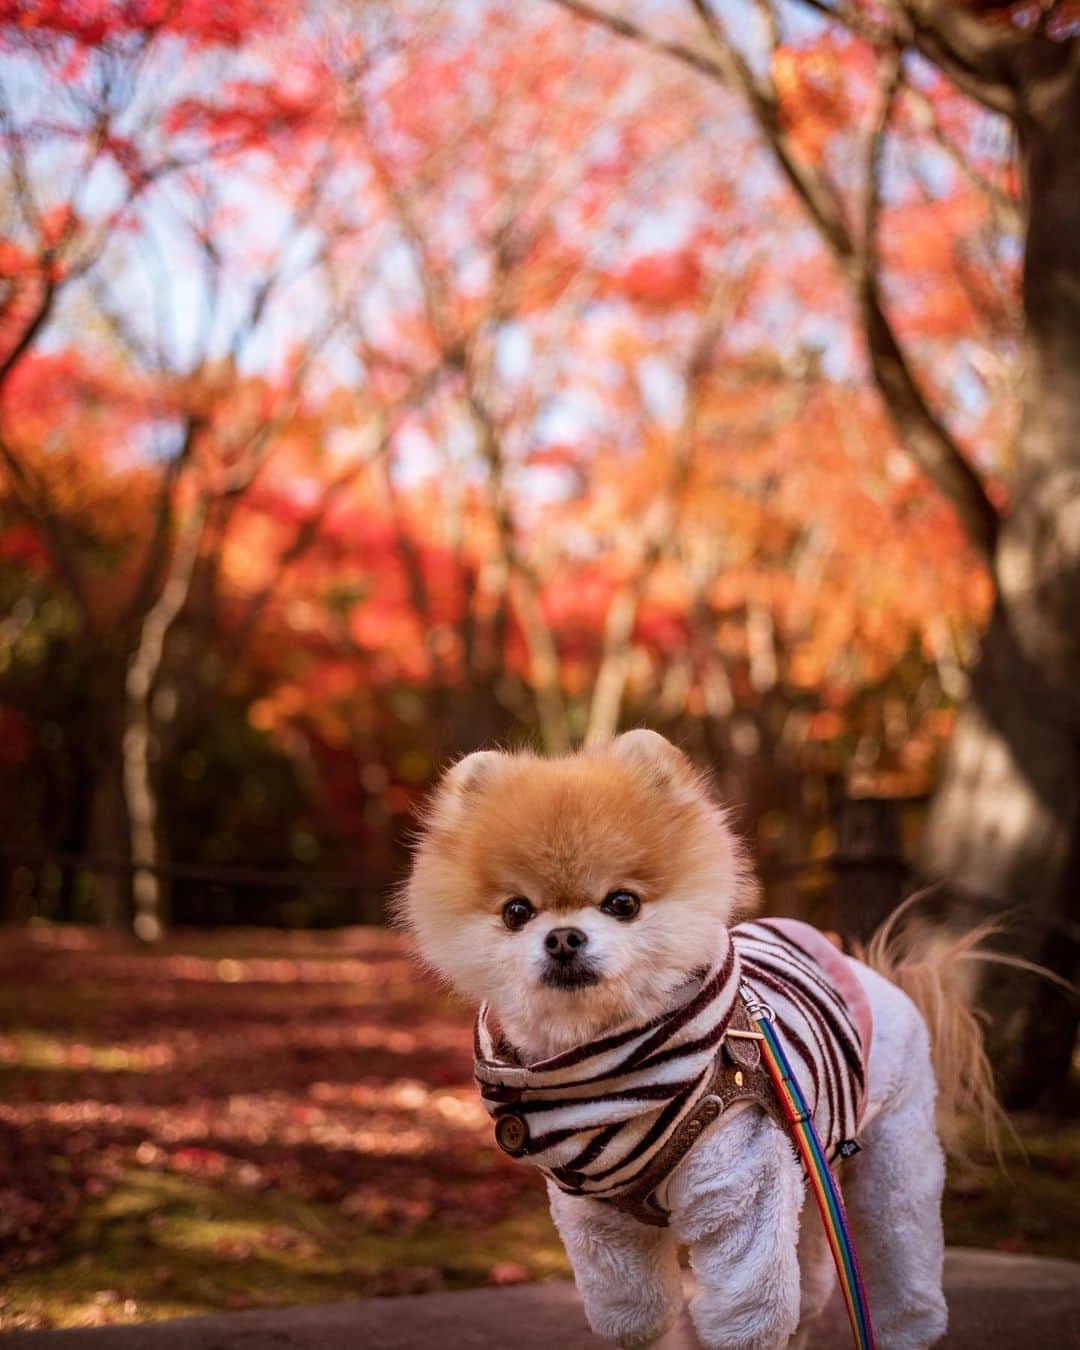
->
6;1251;1079;1349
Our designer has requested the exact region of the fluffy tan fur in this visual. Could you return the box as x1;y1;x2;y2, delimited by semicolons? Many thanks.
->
856;895;1010;1165
399;731;755;1060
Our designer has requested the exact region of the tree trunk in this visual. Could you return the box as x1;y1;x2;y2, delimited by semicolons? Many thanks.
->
585;586;640;747
834;796;909;944
508;572;571;754
921;62;1080;1105
921;612;1079;1105
123;497;207;942
994;51;1080;700
86;757;126;927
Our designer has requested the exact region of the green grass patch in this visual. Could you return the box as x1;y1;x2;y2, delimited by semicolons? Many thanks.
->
1;1167;566;1332
942;1116;1080;1262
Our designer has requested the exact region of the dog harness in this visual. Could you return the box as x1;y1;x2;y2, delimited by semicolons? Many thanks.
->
474;918;877;1347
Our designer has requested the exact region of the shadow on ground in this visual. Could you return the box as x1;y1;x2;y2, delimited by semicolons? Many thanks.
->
1;927;1077;1336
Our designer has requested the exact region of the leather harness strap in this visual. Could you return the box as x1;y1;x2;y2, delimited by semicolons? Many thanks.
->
599;1000;794;1227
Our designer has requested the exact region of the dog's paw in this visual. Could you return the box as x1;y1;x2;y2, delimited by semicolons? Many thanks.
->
590;1295;686;1349
632;1314;700;1350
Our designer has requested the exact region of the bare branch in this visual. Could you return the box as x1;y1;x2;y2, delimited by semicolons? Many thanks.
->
787;0;892;44
0;277;57;389
860;50;904;274
686;0;855;260
349;103;460;359
225;362;444;659
856;50;1000;557
547;0;728;84
226;144;339;359
352;91;577;747
751;0;782;54
790;0;1020;115
546;0;1002;559
0;77;43;234
584;273;746;745
896;2;1025;117
901;78;1022;234
120;414;203;630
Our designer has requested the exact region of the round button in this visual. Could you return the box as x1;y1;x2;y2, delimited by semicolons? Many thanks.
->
700;1097;720;1120
494;1113;530;1156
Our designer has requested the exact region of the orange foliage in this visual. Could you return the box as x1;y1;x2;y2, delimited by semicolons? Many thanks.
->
0;0;1014;846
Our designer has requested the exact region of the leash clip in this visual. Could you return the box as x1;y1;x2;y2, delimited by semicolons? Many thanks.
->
739;984;776;1024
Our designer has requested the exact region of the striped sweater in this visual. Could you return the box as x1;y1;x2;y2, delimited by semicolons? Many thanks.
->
474;918;872;1205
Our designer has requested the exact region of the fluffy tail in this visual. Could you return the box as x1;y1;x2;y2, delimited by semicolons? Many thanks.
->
856;895;1011;1165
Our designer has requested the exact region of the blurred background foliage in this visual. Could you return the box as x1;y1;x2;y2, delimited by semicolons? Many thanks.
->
0;1;1006;930
0;0;1076;1087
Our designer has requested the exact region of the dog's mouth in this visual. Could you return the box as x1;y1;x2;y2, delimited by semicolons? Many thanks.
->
540;963;602;990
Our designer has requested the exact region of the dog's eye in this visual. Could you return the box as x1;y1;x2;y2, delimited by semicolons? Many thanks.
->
501;897;535;931
601;890;640;921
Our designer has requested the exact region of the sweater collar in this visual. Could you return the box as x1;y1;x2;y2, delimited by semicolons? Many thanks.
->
472;928;740;1188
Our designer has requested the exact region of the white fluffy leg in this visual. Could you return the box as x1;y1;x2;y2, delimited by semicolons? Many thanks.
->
547;1183;685;1348
666;1109;804;1350
789;1197;835;1350
843;985;948;1350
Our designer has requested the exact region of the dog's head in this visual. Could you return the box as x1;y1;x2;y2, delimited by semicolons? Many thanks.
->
399;731;753;1057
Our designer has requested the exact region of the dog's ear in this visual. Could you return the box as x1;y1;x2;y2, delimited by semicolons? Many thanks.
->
609;730;695;789
443;749;505;796
426;749;507;828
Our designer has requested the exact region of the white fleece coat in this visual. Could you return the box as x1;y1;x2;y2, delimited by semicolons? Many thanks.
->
546;956;948;1350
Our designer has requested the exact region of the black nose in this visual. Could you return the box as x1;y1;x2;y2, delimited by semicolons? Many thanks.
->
545;927;588;961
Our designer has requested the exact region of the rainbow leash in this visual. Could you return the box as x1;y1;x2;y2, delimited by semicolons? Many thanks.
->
741;986;877;1350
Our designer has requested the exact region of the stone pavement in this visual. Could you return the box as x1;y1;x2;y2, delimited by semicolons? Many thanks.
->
6;1250;1079;1349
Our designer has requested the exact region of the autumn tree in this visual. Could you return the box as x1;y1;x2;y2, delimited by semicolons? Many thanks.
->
0;4;377;934
0;0;1044;1080
311;4;766;757
546;0;1076;1100
243;7;985;898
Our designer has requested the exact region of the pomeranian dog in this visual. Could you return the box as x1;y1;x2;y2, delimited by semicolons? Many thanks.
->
401;731;1000;1350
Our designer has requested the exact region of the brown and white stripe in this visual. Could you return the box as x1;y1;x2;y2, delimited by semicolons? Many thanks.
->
474;918;871;1203
736;918;871;1160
